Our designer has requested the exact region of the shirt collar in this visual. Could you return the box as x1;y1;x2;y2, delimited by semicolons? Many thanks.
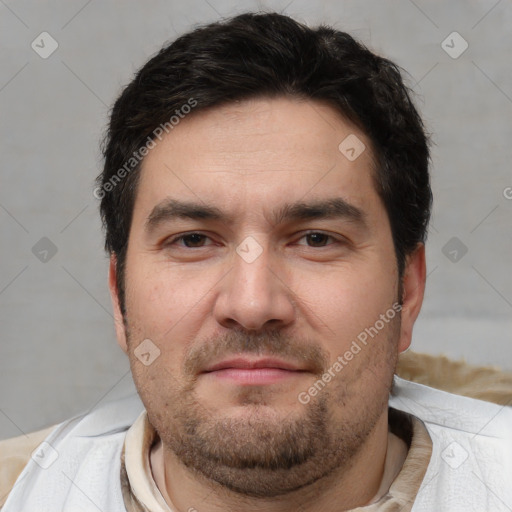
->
123;410;173;512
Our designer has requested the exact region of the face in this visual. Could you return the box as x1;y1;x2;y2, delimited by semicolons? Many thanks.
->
109;96;425;497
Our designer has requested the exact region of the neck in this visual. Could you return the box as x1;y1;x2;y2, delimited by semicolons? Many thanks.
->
150;410;399;512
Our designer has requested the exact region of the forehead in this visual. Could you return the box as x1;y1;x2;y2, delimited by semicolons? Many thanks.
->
134;96;382;224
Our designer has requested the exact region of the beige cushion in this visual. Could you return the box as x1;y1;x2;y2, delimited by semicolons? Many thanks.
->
397;351;512;405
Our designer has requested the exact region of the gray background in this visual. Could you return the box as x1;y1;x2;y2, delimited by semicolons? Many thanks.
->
1;0;511;440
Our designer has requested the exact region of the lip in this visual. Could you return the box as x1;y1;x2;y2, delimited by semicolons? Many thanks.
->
201;357;307;385
203;357;302;373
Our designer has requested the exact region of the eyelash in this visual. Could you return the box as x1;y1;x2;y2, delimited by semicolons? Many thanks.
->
164;231;343;249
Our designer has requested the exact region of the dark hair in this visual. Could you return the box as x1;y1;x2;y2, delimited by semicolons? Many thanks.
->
97;11;431;311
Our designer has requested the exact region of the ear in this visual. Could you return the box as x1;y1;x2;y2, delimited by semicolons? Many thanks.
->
108;254;128;354
397;243;426;354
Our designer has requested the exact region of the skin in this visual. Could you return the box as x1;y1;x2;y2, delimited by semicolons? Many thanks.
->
109;96;426;512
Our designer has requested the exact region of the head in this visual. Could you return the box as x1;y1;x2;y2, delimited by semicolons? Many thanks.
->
98;12;431;498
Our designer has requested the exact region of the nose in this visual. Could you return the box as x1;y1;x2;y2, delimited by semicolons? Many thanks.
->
212;240;296;331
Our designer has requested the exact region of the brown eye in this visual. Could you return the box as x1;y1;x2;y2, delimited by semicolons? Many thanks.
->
166;233;212;248
296;231;339;247
305;233;332;247
180;234;208;247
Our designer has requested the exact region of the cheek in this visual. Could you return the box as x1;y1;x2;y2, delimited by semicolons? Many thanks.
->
123;263;217;375
125;262;204;329
301;263;398;354
308;264;395;317
129;355;186;426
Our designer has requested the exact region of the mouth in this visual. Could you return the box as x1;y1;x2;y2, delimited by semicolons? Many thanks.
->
201;357;309;385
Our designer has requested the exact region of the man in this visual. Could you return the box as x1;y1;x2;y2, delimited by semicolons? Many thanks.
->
1;11;511;512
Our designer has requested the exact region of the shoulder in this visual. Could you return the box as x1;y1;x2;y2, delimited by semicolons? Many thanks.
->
0;426;57;508
0;393;144;510
391;376;512;510
391;374;512;439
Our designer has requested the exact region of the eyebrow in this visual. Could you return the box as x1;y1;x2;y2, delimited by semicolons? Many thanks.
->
145;197;367;233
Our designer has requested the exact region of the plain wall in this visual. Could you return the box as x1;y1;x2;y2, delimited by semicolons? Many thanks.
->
1;0;511;439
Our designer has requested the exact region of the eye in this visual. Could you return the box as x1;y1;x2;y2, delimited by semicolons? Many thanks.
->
163;231;344;250
296;231;340;247
165;232;213;248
